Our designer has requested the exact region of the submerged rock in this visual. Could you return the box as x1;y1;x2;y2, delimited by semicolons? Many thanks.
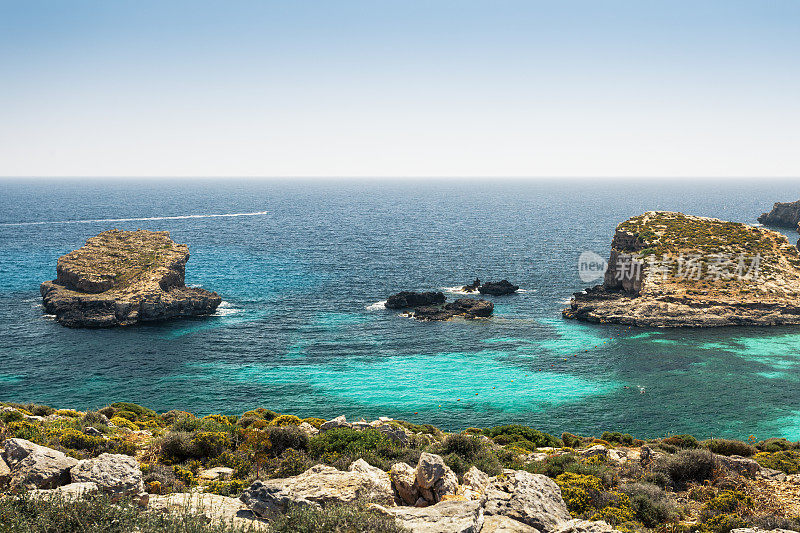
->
386;291;446;309
478;280;519;295
564;211;800;327
758;199;800;229
40;230;221;327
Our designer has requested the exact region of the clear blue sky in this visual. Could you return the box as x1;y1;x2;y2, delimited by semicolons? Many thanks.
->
1;1;798;178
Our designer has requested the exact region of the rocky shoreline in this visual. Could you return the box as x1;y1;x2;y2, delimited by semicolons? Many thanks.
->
385;290;495;321
2;400;799;532
758;200;800;230
564;212;800;327
40;230;221;327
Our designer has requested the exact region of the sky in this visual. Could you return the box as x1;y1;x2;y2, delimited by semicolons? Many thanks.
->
1;1;799;179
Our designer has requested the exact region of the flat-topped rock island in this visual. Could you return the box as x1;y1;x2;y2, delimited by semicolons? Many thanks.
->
40;230;221;327
564;211;800;327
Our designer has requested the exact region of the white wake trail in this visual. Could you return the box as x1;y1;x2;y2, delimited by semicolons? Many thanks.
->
0;211;269;227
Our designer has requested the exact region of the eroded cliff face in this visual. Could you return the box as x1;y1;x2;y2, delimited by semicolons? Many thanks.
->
758;200;800;230
564;211;800;327
40;230;221;327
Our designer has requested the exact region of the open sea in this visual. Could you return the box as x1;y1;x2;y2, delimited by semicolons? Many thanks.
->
2;178;800;441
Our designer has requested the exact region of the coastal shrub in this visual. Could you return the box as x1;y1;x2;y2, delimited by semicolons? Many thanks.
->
701;490;753;517
702;513;746;533
662;434;699;449
160;410;194;425
191;431;231;459
203;479;249;497
172;465;196;487
301;417;326;429
160;431;197;462
0;409;25;424
588;492;635;525
202;414;232;426
621;482;679;527
82;411;109;427
702;439;756;457
57;428;105;452
240;408;278;421
391;420;441;436
567;460;619;489
274;448;315;478
98;406;117;419
110;416;139;431
689;485;718;502
269;414;302;427
753;450;800;474
109;402;157;419
529;453;578;478
235;415;262;428
55;409;83;418
105;436;137;456
555;472;603;514
268;426;309;456
26;404;56;417
115;410;139;422
8;420;42;442
483;425;561;449
561;432;583;449
0;492;257;533
758;438;799;453
602;432;634;445
309;428;394;458
267;502;408;533
655;449;715;489
745;515;800;532
207;452;253;479
441;433;484;460
142;463;183;494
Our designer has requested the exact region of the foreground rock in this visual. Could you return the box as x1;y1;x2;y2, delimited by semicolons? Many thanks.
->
482;469;571;533
1;438;78;489
71;453;147;503
386;291;446;309
240;463;394;516
373;500;484;533
413;299;494;321
150;492;268;531
478;280;520;295
40;230;221;327
564;211;800;327
758;199;800;229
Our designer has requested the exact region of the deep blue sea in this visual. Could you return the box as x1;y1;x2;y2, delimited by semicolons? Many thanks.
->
2;178;800;441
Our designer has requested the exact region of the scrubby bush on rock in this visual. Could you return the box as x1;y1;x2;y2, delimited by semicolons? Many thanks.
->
662;434;699;449
654;449;715;489
702;439;756;457
621;482;680;527
483;424;561;449
754;450;800;474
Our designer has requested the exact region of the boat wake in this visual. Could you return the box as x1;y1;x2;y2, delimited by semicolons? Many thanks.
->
0;211;269;227
441;286;530;295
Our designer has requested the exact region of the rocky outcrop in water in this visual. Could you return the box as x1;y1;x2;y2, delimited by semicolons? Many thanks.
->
385;291;446;309
564;212;800;326
758;200;800;229
413;299;494;321
40;230;221;327
478;280;519;295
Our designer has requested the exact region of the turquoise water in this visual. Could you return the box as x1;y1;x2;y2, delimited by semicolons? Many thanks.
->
1;178;800;441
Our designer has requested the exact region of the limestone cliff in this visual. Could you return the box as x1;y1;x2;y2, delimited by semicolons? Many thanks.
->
40;230;221;327
758;200;800;230
564;211;800;326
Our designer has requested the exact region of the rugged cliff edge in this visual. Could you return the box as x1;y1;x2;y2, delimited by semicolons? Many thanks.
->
564;211;800;327
758;199;800;230
40;230;221;327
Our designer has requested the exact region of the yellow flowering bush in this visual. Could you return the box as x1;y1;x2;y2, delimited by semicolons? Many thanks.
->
556;472;602;514
110;416;139;431
269;414;302;427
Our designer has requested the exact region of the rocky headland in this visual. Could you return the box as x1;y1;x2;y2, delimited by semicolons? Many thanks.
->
1;400;799;532
385;290;493;320
758;200;800;230
564;211;800;327
40;230;221;327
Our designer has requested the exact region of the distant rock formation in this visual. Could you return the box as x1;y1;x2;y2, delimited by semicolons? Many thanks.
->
564;211;800;326
385;291;446;309
413;299;494;321
40;230;221;327
461;279;481;293
478;279;519;295
758;200;800;230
